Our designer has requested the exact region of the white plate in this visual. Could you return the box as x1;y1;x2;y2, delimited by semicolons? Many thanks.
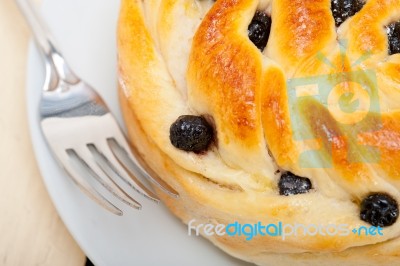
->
26;0;250;265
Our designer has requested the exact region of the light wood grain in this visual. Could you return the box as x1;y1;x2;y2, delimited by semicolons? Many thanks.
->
0;0;85;265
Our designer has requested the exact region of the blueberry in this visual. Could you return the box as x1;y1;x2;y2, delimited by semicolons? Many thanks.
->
360;193;398;227
169;115;213;153
278;172;312;196
387;21;400;55
248;11;271;51
331;0;365;27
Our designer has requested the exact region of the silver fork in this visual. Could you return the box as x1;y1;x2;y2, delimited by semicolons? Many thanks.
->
17;0;178;215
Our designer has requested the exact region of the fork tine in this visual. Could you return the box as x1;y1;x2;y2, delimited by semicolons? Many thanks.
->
71;147;142;210
55;149;123;215
91;141;160;203
109;136;179;198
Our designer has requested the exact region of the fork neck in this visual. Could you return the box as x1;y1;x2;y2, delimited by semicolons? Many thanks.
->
44;44;80;91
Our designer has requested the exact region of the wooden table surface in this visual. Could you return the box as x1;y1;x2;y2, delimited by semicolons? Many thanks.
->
0;0;86;265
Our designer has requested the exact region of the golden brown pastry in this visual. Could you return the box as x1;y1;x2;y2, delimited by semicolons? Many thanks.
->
117;0;400;264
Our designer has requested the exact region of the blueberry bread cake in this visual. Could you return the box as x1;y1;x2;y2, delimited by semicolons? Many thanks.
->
117;0;400;264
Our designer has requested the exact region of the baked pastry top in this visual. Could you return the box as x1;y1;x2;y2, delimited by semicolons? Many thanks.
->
117;0;400;264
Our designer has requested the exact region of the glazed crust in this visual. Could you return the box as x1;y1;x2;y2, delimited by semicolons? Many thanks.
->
117;0;400;264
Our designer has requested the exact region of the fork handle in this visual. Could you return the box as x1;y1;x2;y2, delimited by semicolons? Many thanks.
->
16;0;55;55
16;0;79;87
